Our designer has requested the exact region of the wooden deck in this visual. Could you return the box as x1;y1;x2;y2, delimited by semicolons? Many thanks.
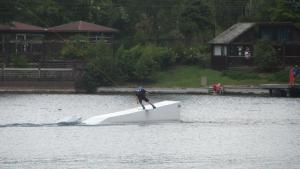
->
260;84;300;97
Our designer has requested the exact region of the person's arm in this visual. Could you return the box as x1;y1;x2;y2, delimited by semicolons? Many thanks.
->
135;93;139;104
145;90;151;94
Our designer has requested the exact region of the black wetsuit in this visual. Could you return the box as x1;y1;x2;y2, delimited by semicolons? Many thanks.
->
136;88;156;109
136;88;149;103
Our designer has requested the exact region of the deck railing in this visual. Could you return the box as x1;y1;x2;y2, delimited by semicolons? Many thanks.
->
0;67;74;81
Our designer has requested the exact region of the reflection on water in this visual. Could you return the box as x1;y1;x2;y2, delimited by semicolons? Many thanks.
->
0;94;300;169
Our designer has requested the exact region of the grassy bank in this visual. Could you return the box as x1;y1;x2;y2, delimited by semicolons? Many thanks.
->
143;65;288;88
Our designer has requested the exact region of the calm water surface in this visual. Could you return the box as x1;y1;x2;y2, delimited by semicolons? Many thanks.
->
0;94;299;169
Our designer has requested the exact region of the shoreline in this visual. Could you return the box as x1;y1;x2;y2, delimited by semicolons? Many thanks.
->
97;86;269;96
0;85;269;96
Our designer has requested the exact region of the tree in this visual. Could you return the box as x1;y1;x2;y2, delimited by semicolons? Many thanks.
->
4;0;62;26
244;0;300;22
0;0;17;23
80;40;119;92
60;35;90;60
244;0;276;21
211;0;248;30
270;0;300;22
179;0;213;42
254;40;281;71
116;44;173;82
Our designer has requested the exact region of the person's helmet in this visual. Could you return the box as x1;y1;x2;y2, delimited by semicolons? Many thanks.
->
136;86;143;92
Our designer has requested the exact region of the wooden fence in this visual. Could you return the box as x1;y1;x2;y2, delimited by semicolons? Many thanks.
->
0;67;75;81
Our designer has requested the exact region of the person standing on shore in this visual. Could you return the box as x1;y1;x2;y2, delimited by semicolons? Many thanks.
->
289;65;295;86
135;87;156;110
293;65;299;78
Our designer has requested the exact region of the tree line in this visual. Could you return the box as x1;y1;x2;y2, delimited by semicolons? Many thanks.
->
1;0;300;90
1;0;299;45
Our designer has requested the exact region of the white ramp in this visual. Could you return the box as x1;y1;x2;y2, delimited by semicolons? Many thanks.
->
57;115;82;125
82;100;181;125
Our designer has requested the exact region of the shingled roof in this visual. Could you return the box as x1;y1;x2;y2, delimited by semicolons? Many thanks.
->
209;23;255;44
0;21;45;32
0;24;10;30
48;21;118;33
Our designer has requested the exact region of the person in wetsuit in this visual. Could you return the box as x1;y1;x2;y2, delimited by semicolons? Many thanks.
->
135;87;156;110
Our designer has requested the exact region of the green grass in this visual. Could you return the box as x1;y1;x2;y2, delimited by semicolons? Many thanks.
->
144;65;287;88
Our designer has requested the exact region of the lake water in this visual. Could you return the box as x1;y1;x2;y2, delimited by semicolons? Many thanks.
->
0;94;299;169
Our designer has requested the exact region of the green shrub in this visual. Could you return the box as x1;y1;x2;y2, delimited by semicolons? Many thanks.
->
11;54;29;67
60;35;90;60
79;41;119;92
268;69;289;82
142;44;174;69
116;45;143;81
134;54;158;81
254;40;281;71
171;44;210;67
116;44;174;82
80;66;99;93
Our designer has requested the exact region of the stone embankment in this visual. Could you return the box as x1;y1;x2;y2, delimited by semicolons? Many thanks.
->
96;86;268;96
0;82;268;96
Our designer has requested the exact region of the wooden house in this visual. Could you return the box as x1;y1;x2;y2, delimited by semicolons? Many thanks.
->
209;22;300;70
0;21;118;65
45;21;118;59
0;21;46;64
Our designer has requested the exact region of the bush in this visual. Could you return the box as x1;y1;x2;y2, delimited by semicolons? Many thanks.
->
79;41;119;92
80;66;99;93
268;69;289;82
134;54;158;81
171;44;210;67
142;44;174;69
11;54;29;67
116;45;142;81
60;35;90;60
116;44;174;82
254;40;281;71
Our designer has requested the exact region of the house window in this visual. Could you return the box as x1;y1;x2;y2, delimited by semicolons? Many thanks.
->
260;27;290;42
260;28;273;41
238;46;243;56
89;33;105;43
277;28;290;42
214;45;222;56
0;35;3;52
223;46;227;56
16;34;27;53
27;34;44;42
16;34;26;41
0;35;3;61
214;45;227;56
27;34;44;56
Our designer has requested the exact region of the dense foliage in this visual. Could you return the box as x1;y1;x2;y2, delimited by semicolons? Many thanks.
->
60;35;90;60
70;39;174;91
11;54;29;68
1;0;300;90
253;40;281;71
117;44;174;82
2;0;299;42
77;40;119;92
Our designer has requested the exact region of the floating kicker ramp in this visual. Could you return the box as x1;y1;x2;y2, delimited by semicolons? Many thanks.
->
82;100;181;125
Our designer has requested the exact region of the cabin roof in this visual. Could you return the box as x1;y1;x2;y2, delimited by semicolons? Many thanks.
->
209;23;255;44
209;22;300;45
47;20;118;33
0;21;45;32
